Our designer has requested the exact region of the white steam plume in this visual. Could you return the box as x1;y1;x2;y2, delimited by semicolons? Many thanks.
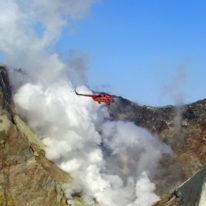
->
0;0;95;84
0;1;172;206
162;65;187;105
162;65;188;138
14;83;171;206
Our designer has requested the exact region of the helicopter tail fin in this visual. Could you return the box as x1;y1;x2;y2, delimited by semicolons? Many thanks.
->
74;89;79;95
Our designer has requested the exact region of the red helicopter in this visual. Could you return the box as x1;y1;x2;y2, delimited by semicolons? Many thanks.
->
75;90;113;105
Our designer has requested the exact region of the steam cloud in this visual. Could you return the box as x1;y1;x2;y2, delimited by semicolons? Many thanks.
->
163;66;188;138
0;1;171;206
162;65;187;105
67;49;89;86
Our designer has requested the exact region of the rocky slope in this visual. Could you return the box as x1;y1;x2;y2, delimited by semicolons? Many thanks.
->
0;66;72;206
108;96;206;206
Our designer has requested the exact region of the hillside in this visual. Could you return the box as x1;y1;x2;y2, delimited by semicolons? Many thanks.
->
0;66;73;206
109;96;206;205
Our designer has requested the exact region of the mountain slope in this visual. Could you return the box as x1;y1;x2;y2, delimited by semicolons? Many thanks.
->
109;96;206;205
0;66;72;206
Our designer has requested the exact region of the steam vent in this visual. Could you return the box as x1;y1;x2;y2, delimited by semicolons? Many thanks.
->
1;65;206;206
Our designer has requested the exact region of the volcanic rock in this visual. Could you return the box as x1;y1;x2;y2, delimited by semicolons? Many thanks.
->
109;96;206;206
0;66;72;206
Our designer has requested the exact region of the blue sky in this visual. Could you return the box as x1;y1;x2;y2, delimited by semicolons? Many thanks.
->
21;1;206;105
